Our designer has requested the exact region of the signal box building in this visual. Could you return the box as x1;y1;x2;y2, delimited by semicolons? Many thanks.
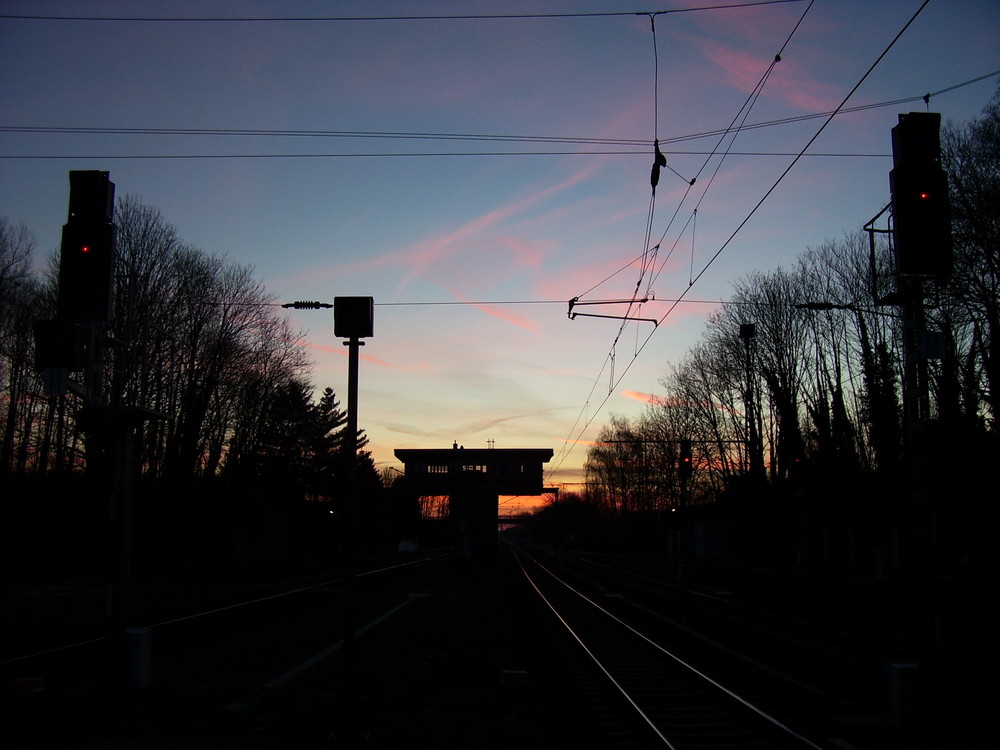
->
394;445;553;560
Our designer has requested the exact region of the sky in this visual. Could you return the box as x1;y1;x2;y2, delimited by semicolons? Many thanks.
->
1;1;998;508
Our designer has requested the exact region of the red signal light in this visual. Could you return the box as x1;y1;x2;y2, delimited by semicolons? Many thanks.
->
919;191;931;200
678;439;693;480
58;221;116;323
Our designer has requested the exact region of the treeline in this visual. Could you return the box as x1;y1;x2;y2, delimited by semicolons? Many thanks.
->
556;91;998;572
1;197;385;576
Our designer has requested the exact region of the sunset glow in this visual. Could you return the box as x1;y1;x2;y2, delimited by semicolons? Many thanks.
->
1;1;996;488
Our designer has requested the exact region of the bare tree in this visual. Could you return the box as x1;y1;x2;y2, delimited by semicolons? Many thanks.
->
109;197;311;481
0;219;46;473
941;88;1000;429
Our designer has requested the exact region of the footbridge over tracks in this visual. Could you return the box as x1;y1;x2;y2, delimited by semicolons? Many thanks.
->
394;445;553;560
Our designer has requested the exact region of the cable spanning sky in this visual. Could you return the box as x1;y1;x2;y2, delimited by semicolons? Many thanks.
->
2;1;998;506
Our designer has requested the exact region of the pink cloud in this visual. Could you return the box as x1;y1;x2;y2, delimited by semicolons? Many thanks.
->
694;38;840;113
496;235;547;269
443;284;540;334
375;97;653;288
369;160;607;290
474;303;540;333
537;247;643;301
286;98;650;294
621;390;663;405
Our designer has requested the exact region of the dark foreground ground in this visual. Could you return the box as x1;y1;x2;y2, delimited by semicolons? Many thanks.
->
3;558;597;749
5;540;991;749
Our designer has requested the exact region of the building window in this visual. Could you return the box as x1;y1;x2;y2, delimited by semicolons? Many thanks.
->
427;465;448;474
462;465;487;473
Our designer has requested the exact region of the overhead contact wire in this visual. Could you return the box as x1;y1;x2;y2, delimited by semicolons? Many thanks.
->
607;0;930;427
550;0;819;481
0;2;807;23
645;0;813;295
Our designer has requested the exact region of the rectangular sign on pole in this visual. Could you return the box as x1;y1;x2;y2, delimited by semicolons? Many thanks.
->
334;296;374;338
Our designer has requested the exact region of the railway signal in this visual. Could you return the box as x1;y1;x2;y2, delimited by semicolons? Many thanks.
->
35;171;117;376
57;171;117;324
889;112;952;278
679;439;693;481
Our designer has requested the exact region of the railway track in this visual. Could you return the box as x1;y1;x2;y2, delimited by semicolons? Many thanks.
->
2;554;446;692
555;552;921;709
6;547;967;748
4;552;601;748
514;546;836;749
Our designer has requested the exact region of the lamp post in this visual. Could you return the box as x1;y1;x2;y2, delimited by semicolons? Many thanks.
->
332;296;373;743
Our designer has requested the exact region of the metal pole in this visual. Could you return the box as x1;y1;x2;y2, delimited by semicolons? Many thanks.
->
347;337;360;461
344;335;362;571
899;275;937;726
343;333;361;609
331;296;372;743
339;335;362;741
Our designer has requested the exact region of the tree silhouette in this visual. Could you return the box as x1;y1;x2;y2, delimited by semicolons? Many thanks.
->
941;87;1000;429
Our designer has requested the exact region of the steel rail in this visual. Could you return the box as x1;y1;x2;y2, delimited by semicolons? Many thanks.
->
515;551;676;748
149;554;445;628
515;548;826;749
565;552;911;672
2;555;445;667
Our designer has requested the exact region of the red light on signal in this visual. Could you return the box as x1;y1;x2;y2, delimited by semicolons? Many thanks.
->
80;245;91;254
919;191;931;200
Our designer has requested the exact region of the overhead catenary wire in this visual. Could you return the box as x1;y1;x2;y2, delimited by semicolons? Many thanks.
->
677;0;929;308
590;11;673;390
556;0;791;475
3;72;994;160
644;0;815;295
256;296;819;310
0;149;894;161
5;69;996;145
561;9;674;399
571;0;817;320
571;2;804;374
645;64;774;293
689;209;697;286
0;1;808;23
641;12;670;299
549;0;933;482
